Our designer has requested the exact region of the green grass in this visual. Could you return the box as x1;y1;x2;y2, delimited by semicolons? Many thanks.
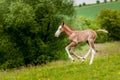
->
75;1;120;18
0;41;120;80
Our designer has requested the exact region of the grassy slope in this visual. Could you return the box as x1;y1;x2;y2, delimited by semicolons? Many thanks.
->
0;2;120;80
75;1;120;18
0;41;120;80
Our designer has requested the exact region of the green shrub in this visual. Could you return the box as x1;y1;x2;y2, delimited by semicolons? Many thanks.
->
0;0;74;69
97;9;120;41
83;2;86;6
96;0;100;4
104;0;107;3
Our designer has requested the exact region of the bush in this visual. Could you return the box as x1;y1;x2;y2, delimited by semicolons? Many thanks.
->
0;0;74;69
83;2;86;6
104;0;107;3
110;0;113;2
65;17;99;30
79;4;82;7
97;9;120;41
96;0;100;4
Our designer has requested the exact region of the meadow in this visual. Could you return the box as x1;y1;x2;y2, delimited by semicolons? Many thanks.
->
0;41;120;80
75;1;120;18
0;1;120;80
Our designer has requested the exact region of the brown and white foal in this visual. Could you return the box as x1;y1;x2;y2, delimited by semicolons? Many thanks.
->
55;22;108;65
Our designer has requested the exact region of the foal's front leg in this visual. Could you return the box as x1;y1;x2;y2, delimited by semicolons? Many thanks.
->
65;42;77;62
65;46;74;61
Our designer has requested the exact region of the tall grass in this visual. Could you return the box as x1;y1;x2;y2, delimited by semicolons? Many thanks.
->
0;41;120;80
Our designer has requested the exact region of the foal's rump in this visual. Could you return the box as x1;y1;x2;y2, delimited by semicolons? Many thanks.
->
73;29;108;43
83;29;108;41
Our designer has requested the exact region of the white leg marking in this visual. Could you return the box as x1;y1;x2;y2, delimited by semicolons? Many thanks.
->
89;48;95;65
82;47;91;62
71;47;82;59
65;46;74;61
83;48;91;59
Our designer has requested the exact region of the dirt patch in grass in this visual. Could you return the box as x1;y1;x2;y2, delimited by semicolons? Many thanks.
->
95;41;120;57
75;41;120;58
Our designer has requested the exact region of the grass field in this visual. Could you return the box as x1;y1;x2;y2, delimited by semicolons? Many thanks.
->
0;41;120;80
75;1;120;18
0;1;120;80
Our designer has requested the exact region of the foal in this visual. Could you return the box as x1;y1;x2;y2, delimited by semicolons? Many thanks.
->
55;22;108;65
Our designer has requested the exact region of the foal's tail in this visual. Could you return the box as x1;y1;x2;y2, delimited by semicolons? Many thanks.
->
96;29;108;33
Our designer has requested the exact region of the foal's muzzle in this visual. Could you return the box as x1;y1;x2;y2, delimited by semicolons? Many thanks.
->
55;30;61;37
55;25;62;37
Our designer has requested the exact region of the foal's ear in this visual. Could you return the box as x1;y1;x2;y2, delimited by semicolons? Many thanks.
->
62;21;64;25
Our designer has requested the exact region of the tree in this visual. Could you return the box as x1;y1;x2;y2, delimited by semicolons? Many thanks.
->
110;0;113;2
104;0;107;3
97;9;120;40
2;0;40;68
83;2;86;6
96;0;100;4
0;0;75;69
79;4;82;7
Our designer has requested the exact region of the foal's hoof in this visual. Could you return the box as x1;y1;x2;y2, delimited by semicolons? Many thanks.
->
81;57;85;62
72;59;75;62
78;56;82;59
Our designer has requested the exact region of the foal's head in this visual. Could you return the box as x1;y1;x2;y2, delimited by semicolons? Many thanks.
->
55;22;64;37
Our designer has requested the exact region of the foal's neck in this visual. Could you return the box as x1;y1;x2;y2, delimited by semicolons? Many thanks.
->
63;24;74;36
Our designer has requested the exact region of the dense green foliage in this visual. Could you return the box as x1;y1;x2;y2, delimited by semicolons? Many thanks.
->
0;0;74;69
96;0;100;4
97;9;120;40
0;0;120;69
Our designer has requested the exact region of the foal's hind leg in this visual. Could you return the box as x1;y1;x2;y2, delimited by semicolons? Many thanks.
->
82;41;91;62
82;46;91;62
70;47;82;59
89;41;96;65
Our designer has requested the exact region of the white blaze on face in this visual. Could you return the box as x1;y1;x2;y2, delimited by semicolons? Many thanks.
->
55;25;62;37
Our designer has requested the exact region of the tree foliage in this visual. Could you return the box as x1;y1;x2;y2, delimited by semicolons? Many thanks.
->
0;0;74;69
96;0;100;4
97;9;120;41
104;0;107;3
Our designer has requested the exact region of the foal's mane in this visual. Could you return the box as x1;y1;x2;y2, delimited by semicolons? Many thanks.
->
63;24;75;31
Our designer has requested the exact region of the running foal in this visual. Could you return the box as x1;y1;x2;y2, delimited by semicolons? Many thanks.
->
55;22;107;65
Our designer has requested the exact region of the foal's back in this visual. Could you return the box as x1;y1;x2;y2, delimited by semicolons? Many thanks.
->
69;29;97;43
